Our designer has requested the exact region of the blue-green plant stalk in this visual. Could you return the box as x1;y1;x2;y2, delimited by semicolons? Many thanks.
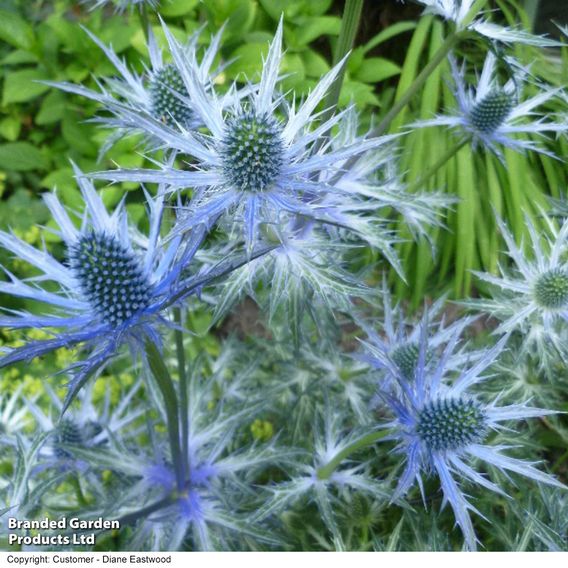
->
138;3;150;42
144;339;184;490
173;306;190;479
405;136;471;194
371;29;467;137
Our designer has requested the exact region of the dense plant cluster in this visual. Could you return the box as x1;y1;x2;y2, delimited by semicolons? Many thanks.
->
0;0;567;552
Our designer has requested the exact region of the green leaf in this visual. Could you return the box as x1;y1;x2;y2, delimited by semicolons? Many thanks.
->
45;15;89;55
203;0;256;34
294;16;341;46
304;0;334;17
0;117;21;141
302;49;330;78
1;50;38;65
0;142;49;171
347;46;365;73
281;53;305;89
354;57;401;83
97;20;137;53
159;0;199;16
36;91;66;125
0;9;35;50
0;189;49;229
61;114;98;157
362;21;417;54
41;168;79;200
63;61;90;82
131;25;187;55
2;69;49;105
339;81;380;108
259;0;300;20
243;31;274;44
226;43;268;80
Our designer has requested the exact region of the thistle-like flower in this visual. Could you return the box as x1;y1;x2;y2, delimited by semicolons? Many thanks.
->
51;26;223;156
415;53;566;158
466;215;568;364
0;170;213;410
374;323;565;550
358;281;476;385
88;21;392;249
24;380;143;474
413;1;562;46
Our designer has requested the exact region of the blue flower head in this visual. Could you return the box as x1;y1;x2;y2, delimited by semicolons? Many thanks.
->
0;168;203;410
359;281;477;385
467;214;568;365
51;26;224;156
374;321;565;550
416;53;566;159
22;379;143;475
88;20;394;249
84;371;282;550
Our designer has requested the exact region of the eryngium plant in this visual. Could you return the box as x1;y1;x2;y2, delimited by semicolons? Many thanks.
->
0;0;566;553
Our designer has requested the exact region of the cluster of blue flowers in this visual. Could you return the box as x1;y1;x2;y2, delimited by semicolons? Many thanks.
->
0;0;567;552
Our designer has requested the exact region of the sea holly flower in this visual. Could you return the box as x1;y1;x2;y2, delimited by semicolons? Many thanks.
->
358;281;477;385
88;20;393;249
22;380;144;474
129;445;280;550
208;106;450;331
465;215;568;364
374;324;565;550
415;53;567;158
0;169;240;411
51;26;224;156
413;1;562;46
